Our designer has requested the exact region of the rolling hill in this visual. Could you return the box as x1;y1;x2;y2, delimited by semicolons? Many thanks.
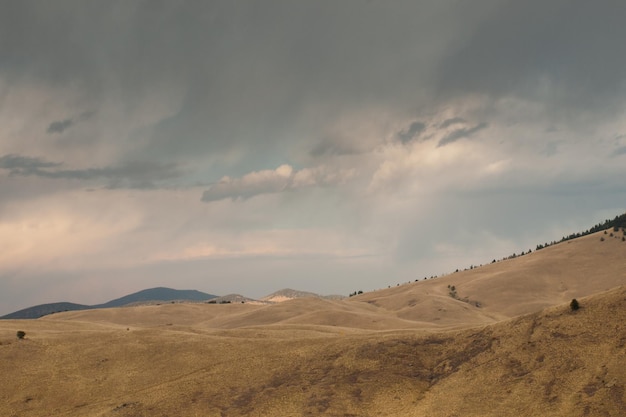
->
261;288;345;303
350;228;626;328
1;220;625;416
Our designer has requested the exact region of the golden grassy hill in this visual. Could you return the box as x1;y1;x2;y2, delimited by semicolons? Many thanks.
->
352;229;626;327
0;229;625;416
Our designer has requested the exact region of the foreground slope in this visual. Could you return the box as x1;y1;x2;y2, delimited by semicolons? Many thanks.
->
1;287;624;416
416;287;626;416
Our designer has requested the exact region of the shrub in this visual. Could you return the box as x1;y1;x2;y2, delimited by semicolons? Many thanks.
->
570;299;580;311
16;330;26;340
449;285;457;298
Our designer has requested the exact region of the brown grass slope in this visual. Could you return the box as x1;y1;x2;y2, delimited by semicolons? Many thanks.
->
1;287;625;416
352;230;626;327
415;286;626;417
1;230;625;416
41;230;626;333
24;230;626;333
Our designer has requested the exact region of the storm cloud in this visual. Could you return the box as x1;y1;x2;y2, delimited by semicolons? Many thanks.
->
439;118;466;129
47;119;73;134
46;111;94;134
0;1;625;315
397;121;426;144
0;154;61;172
435;0;626;116
438;122;489;147
0;154;183;189
612;146;626;157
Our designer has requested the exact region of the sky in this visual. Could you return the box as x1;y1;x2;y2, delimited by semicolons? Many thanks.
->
2;0;626;314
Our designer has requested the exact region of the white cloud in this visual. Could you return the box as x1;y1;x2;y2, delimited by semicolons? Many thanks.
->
201;164;355;202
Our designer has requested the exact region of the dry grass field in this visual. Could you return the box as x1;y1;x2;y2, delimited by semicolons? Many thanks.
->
1;230;625;416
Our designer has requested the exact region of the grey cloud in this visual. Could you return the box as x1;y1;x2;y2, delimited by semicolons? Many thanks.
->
435;0;626;116
309;141;362;157
202;171;291;202
0;154;61;173
202;165;353;202
2;1;626;317
438;122;488;147
0;154;183;189
47;118;73;134
46;111;94;134
439;117;465;129
611;146;626;157
543;142;560;157
48;161;183;189
397;121;426;144
0;1;471;164
4;1;624;168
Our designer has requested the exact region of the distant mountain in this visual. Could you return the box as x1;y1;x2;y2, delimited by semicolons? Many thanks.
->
261;288;343;303
320;294;346;301
207;294;259;304
94;287;217;308
0;302;91;320
1;287;217;320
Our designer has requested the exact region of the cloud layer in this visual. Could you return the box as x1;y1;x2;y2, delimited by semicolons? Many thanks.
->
0;154;183;189
1;1;625;314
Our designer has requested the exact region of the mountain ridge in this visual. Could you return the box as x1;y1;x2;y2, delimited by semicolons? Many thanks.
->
1;287;217;320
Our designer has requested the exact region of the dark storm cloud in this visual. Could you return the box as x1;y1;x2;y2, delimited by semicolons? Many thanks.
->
438;122;488;147
3;1;624;164
0;154;183;189
47;119;73;134
397;121;426;144
0;154;61;172
543;142;560;157
138;1;451;160
436;0;626;113
0;1;469;163
439;117;466;129
309;141;362;157
611;146;626;157
46;111;94;134
2;1;626;317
